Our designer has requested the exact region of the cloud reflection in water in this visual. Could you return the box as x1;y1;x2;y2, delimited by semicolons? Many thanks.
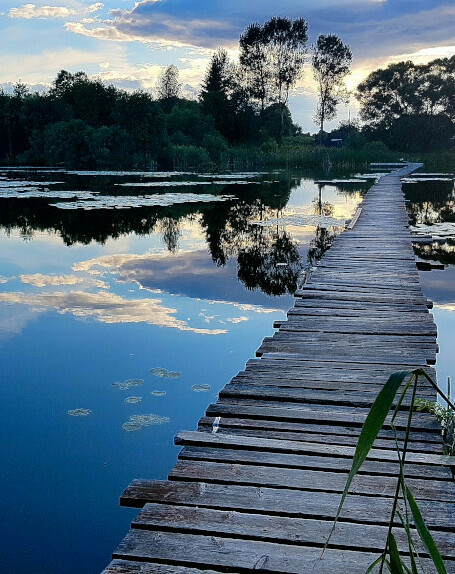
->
0;291;227;335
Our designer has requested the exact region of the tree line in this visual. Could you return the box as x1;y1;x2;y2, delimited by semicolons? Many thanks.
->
0;16;355;168
0;15;454;168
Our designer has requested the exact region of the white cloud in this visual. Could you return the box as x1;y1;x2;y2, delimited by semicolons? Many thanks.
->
8;2;104;19
65;21;135;42
0;290;227;334
434;303;455;312
226;316;249;324
88;2;103;12
19;273;108;289
9;4;77;19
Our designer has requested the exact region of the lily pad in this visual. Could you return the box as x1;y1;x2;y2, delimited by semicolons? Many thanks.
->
129;414;170;426
150;367;181;379
112;378;144;390
191;384;211;392
125;396;142;404
122;422;142;432
68;408;92;416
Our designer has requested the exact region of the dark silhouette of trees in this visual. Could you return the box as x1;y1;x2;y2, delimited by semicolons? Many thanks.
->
240;17;308;112
312;34;352;135
357;56;455;130
200;48;256;143
157;65;181;112
157;65;181;100
387;114;454;153
237;231;301;295
357;56;455;150
239;23;271;112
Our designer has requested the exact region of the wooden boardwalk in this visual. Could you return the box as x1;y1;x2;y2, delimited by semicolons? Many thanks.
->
103;165;455;573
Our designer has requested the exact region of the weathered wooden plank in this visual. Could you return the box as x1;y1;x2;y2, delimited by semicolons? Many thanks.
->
132;503;455;558
257;351;433;366
197;416;443;445
177;446;451;480
174;431;453;469
197;425;444;454
113;529;455;573
102;560;226;574
219;383;433;409
206;402;441;433
119;479;455;530
245;357;436;376
168;460;455;502
347;207;362;229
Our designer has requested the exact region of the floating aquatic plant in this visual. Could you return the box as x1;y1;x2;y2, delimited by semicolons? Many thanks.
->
191;384;211;392
112;378;144;390
252;214;345;228
315;179;368;184
51;192;237;210
0;189;98;199
124;396;142;404
150;367;181;378
68;408;92;416
129;413;170;426
122;422;142;432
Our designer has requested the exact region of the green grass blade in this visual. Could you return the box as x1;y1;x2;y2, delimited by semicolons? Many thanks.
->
405;485;447;574
396;511;419;574
390;375;415;427
349;371;411;479
322;370;412;553
366;554;385;573
389;533;406;574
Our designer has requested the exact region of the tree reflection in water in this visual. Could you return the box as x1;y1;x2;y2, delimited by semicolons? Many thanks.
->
0;171;365;296
307;183;338;268
404;180;455;265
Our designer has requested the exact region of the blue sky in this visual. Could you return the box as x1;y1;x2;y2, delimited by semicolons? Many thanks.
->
1;0;455;131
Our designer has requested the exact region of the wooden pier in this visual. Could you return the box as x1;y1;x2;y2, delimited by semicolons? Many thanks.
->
103;165;455;573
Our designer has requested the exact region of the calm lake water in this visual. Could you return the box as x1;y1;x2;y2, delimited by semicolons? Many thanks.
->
0;167;453;573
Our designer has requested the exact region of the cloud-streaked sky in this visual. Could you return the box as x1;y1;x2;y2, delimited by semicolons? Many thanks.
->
1;0;455;131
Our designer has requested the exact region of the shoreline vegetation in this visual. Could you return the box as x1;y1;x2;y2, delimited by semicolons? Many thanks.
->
0;17;454;172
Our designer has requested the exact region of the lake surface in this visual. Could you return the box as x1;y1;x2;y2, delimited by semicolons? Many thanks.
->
403;172;455;398
0;167;453;573
0;167;369;573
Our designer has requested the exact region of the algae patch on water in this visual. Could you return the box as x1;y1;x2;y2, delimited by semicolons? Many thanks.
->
131;414;170;426
122;413;170;431
68;408;92;416
122;422;142;432
112;378;144;390
150;367;180;379
191;384;211;392
125;396;142;404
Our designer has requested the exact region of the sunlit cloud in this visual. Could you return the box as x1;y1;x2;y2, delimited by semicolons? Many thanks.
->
8;2;104;19
19;273;108;289
226;316;249;324
434;303;455;312
0;290;227;334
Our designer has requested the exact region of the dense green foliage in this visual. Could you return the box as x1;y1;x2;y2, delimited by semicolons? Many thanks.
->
357;57;455;151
